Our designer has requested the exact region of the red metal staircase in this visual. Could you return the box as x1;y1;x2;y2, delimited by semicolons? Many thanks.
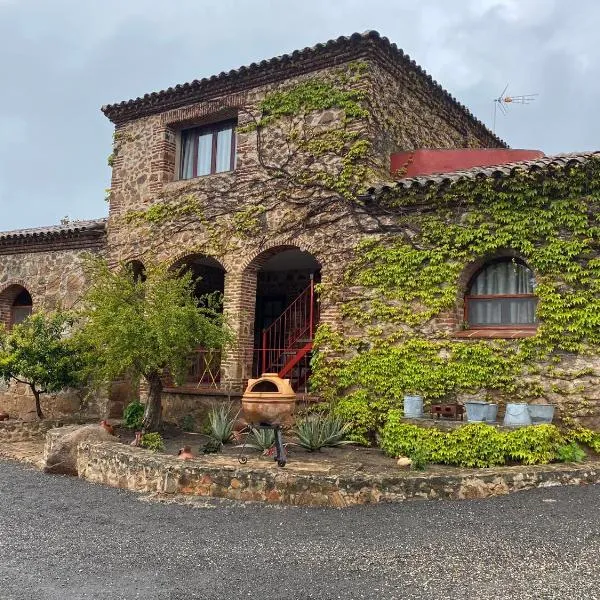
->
257;275;319;390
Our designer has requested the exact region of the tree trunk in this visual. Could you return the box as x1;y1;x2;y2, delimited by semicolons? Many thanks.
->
142;371;163;433
31;387;44;420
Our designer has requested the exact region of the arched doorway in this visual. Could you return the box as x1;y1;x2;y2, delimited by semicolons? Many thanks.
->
171;254;226;388
0;285;33;328
252;248;321;391
126;260;146;283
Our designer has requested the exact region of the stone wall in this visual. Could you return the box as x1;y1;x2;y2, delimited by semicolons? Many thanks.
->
0;419;67;443
77;440;600;507
161;390;241;428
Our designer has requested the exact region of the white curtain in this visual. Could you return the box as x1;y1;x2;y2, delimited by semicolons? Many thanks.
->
180;132;196;179
196;132;213;176
469;261;536;325
215;126;233;173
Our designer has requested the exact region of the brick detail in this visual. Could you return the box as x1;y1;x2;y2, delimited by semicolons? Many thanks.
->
454;329;537;339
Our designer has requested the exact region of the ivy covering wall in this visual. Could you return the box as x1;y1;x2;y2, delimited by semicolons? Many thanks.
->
312;158;600;443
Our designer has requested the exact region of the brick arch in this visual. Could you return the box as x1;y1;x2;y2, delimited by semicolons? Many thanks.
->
0;282;33;328
240;239;323;273
166;251;227;273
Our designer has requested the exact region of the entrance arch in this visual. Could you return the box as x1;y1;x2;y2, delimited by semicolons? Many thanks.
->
169;254;226;389
0;284;33;328
250;246;321;391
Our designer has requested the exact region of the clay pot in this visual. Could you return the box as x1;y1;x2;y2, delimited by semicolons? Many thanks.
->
0;412;8;422
241;373;296;426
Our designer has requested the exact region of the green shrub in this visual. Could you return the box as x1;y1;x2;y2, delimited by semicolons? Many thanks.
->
504;424;564;465
565;427;600;453
123;400;144;430
442;423;507;468
293;413;354;452
180;414;195;432
409;447;429;471
557;442;586;463
207;404;238;444
331;392;380;446
379;411;442;459
380;412;576;468
140;432;164;452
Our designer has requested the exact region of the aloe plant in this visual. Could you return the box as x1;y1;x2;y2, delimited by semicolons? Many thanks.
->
244;427;276;451
293;414;354;452
207;404;239;445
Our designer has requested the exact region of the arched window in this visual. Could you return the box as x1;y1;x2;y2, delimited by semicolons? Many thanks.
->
465;259;537;327
11;288;33;326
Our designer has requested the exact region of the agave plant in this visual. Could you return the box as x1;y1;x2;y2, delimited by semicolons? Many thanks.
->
293;414;354;452
244;427;276;452
207;403;239;445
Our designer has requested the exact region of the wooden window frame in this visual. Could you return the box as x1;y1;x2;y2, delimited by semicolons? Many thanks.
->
464;258;538;330
180;119;237;179
464;293;538;330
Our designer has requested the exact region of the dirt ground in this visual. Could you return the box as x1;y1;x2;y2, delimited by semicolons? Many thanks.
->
114;425;403;474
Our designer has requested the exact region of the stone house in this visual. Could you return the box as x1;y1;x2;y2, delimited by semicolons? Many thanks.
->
2;31;599;429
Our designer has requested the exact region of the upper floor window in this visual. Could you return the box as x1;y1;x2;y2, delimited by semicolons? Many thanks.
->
180;120;236;179
465;259;537;327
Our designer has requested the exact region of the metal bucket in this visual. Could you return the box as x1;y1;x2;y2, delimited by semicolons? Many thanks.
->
486;403;498;423
403;395;423;418
528;404;554;425
465;401;489;422
503;403;532;427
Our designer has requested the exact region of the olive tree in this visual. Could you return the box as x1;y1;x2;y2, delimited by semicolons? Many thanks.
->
77;259;228;432
0;311;86;419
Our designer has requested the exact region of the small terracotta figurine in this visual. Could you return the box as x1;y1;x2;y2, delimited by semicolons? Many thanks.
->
177;445;194;460
100;419;115;436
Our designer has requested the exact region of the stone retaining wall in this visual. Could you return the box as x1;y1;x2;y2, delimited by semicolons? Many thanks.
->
76;441;600;507
0;420;67;443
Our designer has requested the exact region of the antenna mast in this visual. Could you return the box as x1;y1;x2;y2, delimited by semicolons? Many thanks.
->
493;84;538;134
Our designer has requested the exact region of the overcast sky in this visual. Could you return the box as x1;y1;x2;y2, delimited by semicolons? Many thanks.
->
0;0;598;230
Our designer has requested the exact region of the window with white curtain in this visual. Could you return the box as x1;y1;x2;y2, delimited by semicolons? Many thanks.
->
466;259;537;327
180;120;236;179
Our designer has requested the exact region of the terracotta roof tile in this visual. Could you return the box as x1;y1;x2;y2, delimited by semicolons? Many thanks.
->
0;218;106;241
101;30;504;147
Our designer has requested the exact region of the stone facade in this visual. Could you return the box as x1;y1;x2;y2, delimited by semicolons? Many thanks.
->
1;31;598;430
0;221;106;420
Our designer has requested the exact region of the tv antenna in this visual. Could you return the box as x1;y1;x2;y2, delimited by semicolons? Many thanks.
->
493;84;538;133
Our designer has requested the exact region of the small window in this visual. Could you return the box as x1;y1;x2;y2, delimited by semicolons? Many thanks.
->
11;288;32;326
465;259;537;327
180;120;236;179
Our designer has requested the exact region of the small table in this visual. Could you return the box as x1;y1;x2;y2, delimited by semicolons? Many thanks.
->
430;403;464;421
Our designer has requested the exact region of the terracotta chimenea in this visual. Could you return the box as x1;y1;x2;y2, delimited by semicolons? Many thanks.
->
241;374;296;426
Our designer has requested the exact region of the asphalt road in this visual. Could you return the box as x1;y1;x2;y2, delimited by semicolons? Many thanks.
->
1;460;600;600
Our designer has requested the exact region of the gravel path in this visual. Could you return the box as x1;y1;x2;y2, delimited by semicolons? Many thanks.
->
1;460;599;600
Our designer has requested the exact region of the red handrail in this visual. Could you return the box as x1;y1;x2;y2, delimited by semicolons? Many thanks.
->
259;274;319;376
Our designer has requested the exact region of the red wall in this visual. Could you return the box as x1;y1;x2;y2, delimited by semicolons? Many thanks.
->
391;149;545;179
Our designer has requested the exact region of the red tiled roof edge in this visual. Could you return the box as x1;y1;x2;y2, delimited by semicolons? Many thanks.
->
100;30;505;148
